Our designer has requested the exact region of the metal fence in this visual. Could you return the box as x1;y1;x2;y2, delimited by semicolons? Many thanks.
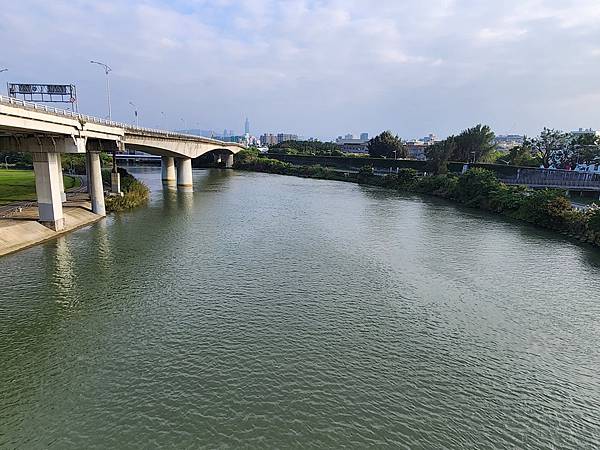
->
501;168;600;191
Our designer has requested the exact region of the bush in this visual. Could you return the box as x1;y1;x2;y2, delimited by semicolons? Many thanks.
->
105;169;150;212
414;174;458;198
511;189;573;230
397;168;418;189
454;168;502;207
586;206;600;233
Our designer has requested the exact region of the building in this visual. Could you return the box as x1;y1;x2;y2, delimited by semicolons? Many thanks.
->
335;137;369;154
277;133;298;143
571;128;600;138
405;140;428;160
494;134;524;151
422;133;438;144
360;133;369;141
260;133;278;146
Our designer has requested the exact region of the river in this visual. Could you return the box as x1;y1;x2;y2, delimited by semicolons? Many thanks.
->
1;167;600;448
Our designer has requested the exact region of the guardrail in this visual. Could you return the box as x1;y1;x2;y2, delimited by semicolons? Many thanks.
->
500;168;600;191
0;94;244;147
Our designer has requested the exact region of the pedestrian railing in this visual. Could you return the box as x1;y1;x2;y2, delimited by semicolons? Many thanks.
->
500;168;600;190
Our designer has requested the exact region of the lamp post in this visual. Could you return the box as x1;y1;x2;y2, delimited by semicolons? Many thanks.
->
129;101;139;127
161;111;166;130
90;60;112;120
180;118;186;131
4;155;9;170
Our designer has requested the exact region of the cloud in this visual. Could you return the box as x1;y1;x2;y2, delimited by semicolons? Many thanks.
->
0;0;599;138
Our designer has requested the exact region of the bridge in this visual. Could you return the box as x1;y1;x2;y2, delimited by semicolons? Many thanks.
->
0;95;245;231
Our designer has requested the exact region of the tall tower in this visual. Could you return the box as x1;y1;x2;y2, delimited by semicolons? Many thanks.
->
245;117;250;135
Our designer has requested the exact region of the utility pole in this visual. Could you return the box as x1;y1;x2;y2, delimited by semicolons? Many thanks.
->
90;60;112;120
129;101;139;127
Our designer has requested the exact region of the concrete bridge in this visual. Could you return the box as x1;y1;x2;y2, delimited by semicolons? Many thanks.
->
0;94;245;231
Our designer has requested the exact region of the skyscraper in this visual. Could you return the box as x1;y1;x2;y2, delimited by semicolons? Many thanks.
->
245;117;250;135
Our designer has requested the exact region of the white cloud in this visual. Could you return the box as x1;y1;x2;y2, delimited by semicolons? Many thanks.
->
0;0;599;138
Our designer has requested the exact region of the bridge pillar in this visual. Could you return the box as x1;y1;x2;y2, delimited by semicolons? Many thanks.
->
88;151;106;216
177;157;193;192
85;152;92;194
32;152;64;231
225;153;234;168
161;156;176;186
57;155;67;202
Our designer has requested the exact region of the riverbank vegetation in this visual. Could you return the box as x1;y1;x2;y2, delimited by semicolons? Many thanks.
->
234;150;600;247
103;168;150;212
0;169;80;205
268;140;344;156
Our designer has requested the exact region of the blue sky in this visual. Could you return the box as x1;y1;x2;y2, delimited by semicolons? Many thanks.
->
1;0;599;140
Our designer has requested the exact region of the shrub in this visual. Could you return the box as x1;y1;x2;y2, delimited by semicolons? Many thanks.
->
414;174;458;198
511;189;573;230
105;169;149;212
357;165;375;184
586;206;600;233
454;168;502;207
396;168;418;189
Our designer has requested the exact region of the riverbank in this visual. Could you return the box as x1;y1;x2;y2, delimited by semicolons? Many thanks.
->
0;200;103;257
0;169;148;257
234;151;600;248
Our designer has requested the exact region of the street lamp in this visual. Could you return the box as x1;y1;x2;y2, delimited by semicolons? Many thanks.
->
129;101;139;127
90;60;112;120
4;155;9;170
180;118;186;131
161;111;166;130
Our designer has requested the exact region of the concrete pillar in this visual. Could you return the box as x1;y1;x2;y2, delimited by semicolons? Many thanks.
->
177;157;193;192
32;152;65;231
161;156;176;185
85;152;92;194
57;155;67;202
111;172;121;194
225;153;234;168
88;152;106;216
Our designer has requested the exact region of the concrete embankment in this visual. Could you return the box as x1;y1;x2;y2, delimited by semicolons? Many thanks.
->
0;202;102;257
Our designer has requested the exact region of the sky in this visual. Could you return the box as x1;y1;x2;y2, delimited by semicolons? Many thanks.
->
1;0;599;140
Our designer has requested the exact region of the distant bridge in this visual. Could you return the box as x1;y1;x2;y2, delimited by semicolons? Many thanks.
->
0;95;245;230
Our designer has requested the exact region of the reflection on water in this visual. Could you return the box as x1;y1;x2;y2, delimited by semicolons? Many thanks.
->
49;237;76;308
1;168;600;449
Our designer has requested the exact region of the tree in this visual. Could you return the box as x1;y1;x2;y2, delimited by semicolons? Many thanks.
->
501;140;541;167
268;140;342;156
529;128;570;168
569;134;600;166
425;137;456;174
368;131;407;158
452;124;496;162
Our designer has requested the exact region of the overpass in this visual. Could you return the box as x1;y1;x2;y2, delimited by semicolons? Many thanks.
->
0;94;245;231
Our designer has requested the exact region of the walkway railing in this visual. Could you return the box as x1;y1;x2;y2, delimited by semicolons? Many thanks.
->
500;168;600;191
0;94;242;146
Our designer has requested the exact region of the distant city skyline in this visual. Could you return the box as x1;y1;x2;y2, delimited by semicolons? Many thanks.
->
1;0;599;139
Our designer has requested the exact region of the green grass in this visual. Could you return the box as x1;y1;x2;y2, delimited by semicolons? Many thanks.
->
0;169;80;205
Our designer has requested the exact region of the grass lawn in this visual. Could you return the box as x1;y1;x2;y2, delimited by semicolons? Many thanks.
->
0;169;80;205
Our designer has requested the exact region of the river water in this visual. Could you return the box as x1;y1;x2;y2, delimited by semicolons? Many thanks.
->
1;168;600;448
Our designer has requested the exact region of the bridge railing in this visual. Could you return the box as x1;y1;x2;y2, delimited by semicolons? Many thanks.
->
0;94;243;147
